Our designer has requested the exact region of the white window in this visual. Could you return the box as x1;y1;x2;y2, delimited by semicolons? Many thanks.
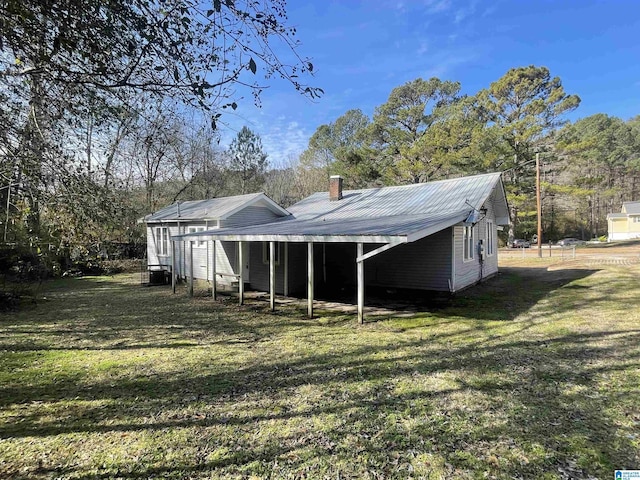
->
262;242;280;265
155;227;168;256
463;225;474;261
187;226;206;248
633;217;640;223
486;221;495;256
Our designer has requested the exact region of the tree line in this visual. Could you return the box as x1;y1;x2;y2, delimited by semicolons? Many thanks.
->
0;0;321;277
300;67;640;242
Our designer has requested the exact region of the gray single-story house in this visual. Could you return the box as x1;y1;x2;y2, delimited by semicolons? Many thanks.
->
141;193;290;287
160;172;509;322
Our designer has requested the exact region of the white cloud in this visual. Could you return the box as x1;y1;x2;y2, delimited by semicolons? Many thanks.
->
423;0;452;14
417;41;429;56
454;0;479;25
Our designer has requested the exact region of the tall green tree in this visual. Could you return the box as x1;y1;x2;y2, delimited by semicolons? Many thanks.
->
369;77;460;184
478;65;580;239
627;116;640;200
301;109;372;185
228;126;268;194
557;114;638;236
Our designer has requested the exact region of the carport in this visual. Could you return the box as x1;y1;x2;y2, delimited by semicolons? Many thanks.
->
172;210;470;323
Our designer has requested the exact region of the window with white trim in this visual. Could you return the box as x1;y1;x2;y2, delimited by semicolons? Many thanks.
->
633;216;640;223
155;226;169;256
262;242;280;265
463;225;474;261
486;221;495;256
187;226;206;247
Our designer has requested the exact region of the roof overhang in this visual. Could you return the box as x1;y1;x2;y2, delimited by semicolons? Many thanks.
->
172;210;470;245
141;217;220;225
179;233;409;244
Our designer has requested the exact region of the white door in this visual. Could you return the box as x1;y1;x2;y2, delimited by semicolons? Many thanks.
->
241;242;250;282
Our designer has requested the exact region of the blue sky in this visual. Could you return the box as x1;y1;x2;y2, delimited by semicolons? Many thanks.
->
220;0;640;164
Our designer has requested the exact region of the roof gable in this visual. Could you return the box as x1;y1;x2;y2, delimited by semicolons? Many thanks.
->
622;201;640;215
142;193;289;223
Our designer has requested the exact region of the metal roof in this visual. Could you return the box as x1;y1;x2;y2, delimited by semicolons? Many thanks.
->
142;193;289;223
287;172;506;221
174;209;470;244
174;172;508;244
623;201;640;215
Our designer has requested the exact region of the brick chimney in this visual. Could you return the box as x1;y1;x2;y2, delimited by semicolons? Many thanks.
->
329;175;343;201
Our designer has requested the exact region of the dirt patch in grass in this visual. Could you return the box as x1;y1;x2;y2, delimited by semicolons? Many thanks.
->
0;257;639;479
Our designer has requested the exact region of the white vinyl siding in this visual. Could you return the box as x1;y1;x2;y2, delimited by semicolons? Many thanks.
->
221;205;282;228
453;195;499;291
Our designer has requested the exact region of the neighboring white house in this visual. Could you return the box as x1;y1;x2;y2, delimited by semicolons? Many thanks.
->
607;201;640;241
169;172;510;322
141;193;290;286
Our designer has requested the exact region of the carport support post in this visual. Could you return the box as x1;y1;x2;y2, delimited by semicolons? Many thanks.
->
357;242;364;324
269;241;276;312
188;241;194;297
171;240;176;294
307;242;314;318
211;240;216;301
238;241;244;305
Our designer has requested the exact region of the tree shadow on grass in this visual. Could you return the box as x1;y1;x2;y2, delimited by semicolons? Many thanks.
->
2;327;638;478
2;271;640;478
435;266;603;322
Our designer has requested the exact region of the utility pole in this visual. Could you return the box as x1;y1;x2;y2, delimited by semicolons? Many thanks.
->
536;152;542;258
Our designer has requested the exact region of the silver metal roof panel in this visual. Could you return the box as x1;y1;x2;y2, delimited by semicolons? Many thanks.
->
173;173;507;243
143;192;289;223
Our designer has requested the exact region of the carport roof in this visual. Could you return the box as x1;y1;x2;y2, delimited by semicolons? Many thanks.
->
175;209;471;244
174;172;508;244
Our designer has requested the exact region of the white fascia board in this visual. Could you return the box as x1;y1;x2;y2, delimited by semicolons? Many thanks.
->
145;217;220;224
492;176;510;223
175;233;407;244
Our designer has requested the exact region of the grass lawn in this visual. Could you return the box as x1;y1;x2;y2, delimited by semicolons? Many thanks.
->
1;258;639;479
